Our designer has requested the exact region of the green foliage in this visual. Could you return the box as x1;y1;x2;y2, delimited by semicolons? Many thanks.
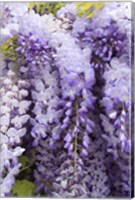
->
19;155;31;171
12;180;36;197
29;2;66;16
1;36;19;62
19;150;36;172
77;2;104;18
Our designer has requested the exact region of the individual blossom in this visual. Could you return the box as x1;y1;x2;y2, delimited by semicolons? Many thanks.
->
56;3;78;30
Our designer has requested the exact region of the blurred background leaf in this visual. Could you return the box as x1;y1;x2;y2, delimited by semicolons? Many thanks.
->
29;2;66;16
29;2;104;19
12;180;36;197
19;150;36;172
1;36;18;62
77;2;104;18
19;155;30;170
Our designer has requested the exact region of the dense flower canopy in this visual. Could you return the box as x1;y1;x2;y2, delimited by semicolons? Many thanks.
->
0;1;133;198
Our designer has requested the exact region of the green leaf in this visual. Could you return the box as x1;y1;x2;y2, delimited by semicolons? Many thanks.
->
29;2;66;16
19;150;36;172
77;2;104;18
12;180;36;197
19;155;30;170
1;35;19;62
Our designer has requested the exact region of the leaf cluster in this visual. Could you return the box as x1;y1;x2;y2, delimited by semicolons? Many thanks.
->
12;151;36;197
77;2;104;18
12;180;36;197
29;2;66;16
1;36;19;62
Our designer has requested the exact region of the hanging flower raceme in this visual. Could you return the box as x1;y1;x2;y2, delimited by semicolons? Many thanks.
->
100;57;131;197
0;68;31;196
100;58;131;155
72;2;132;68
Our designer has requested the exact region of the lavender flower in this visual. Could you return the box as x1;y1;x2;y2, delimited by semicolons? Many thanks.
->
0;2;132;198
56;3;77;30
100;57;131;196
0;3;28;40
0;68;31;196
72;2;132;67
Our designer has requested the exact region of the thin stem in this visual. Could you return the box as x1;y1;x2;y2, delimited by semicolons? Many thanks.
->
74;96;79;174
121;102;127;137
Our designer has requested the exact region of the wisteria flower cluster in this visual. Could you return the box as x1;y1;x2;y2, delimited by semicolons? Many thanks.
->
0;2;133;198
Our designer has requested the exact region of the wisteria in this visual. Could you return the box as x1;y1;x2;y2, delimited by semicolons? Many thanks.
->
0;2;134;198
0;68;31;196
